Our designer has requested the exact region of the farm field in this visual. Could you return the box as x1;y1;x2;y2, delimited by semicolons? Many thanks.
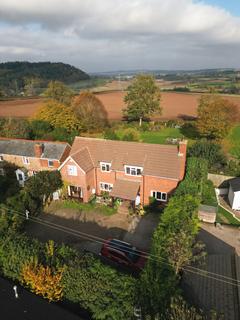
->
1;92;240;121
0;98;44;118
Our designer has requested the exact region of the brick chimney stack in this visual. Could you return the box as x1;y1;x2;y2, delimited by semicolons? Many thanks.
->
178;140;188;157
34;143;43;158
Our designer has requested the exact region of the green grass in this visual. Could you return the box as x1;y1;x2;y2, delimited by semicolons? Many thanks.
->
54;199;117;216
140;128;183;144
216;206;240;227
226;125;240;158
202;180;218;207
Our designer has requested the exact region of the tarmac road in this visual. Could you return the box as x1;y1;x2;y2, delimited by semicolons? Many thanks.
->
0;276;88;320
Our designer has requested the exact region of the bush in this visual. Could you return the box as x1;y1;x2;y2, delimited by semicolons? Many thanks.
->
62;254;135;320
121;128;140;141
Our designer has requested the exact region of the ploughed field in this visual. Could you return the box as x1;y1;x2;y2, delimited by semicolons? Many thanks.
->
1;92;240;120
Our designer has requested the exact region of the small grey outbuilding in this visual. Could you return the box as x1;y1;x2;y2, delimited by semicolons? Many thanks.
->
228;178;240;210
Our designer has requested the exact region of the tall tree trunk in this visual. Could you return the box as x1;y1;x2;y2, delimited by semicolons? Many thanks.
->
139;117;142;127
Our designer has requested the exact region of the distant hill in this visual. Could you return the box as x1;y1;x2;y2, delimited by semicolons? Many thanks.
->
0;61;90;96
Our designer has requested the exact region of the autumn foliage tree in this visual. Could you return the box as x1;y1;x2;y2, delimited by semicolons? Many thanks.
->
43;81;74;105
34;100;80;132
196;95;239;140
71;91;108;132
123;74;161;126
21;260;64;302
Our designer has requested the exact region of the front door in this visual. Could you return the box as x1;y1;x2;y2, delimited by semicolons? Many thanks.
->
69;186;82;198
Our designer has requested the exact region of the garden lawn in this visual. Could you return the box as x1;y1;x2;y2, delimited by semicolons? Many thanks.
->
224;124;240;158
50;199;117;216
140;128;183;144
216;206;240;227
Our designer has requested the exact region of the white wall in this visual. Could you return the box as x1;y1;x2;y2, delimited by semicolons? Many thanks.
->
228;185;234;208
232;191;240;210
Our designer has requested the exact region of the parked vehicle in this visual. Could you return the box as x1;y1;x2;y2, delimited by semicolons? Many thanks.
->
100;238;147;271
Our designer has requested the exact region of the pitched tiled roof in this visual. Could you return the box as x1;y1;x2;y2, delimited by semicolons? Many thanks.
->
110;179;140;201
71;137;184;180
71;147;94;173
229;178;240;192
0;138;69;160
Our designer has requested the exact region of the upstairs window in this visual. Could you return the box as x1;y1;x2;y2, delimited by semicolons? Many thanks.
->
22;157;30;165
68;165;77;176
125;166;142;176
100;182;113;192
100;162;111;172
48;160;54;167
151;191;167;202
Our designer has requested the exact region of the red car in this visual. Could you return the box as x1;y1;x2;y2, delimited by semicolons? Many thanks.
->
100;238;147;271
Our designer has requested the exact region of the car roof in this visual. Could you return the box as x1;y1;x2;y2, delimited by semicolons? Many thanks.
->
107;239;134;253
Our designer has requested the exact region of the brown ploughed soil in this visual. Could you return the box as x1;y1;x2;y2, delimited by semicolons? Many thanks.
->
1;92;240;121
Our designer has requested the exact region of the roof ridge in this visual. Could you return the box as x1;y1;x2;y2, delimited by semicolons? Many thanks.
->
0;137;69;145
74;136;178;149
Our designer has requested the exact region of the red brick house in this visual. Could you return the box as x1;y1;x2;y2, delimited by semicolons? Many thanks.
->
0;138;70;185
59;137;187;206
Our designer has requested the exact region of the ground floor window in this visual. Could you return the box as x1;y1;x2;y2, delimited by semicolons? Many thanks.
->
100;182;113;192
151;190;167;202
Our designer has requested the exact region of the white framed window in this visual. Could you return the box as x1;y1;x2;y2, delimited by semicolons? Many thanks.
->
48;160;54;167
22;157;30;165
100;162;111;172
68;165;77;176
125;165;142;176
0;155;3;161
100;182;113;192
151;191;167;202
0;168;4;176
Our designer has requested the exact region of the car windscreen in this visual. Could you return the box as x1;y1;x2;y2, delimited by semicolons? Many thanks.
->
108;240;140;263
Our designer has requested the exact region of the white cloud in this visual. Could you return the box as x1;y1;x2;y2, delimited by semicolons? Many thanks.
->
0;0;239;71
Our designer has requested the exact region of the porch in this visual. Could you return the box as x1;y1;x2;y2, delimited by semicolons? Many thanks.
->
110;179;141;214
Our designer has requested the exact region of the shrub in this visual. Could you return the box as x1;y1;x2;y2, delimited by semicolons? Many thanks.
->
121;127;140;141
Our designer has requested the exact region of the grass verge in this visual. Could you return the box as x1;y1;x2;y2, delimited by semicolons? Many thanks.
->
216;206;240;227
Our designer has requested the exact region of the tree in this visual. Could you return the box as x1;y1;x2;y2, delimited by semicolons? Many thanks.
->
71;91;108;132
43;81;74;105
34;100;80;132
196;95;239;140
188;140;226;168
30;120;53;139
123;74;161;126
22;171;63;215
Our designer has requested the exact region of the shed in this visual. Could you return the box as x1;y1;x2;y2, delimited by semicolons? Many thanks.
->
228;178;240;211
198;205;217;223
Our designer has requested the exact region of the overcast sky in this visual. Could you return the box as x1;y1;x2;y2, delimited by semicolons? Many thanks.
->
0;0;240;72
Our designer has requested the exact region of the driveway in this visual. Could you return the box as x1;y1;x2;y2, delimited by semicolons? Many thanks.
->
25;208;159;255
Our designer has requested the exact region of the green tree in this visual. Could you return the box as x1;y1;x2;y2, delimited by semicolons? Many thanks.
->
24;171;63;214
30;120;53;139
196;95;239;140
123;74;161;126
188;140;226;168
43;81;74;105
72;91;108;132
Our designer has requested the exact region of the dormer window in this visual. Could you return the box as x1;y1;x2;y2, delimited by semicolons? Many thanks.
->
48;160;54;167
125;165;142;176
100;162;111;172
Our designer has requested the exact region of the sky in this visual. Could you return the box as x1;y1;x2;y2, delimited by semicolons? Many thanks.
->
0;0;240;72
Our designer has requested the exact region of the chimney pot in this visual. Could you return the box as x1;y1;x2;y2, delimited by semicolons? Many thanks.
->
178;140;187;157
34;143;43;158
